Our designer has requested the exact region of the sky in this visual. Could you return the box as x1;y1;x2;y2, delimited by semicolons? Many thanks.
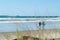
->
0;0;60;32
0;0;60;16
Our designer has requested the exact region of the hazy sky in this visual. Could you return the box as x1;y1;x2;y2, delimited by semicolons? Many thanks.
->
0;0;60;16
